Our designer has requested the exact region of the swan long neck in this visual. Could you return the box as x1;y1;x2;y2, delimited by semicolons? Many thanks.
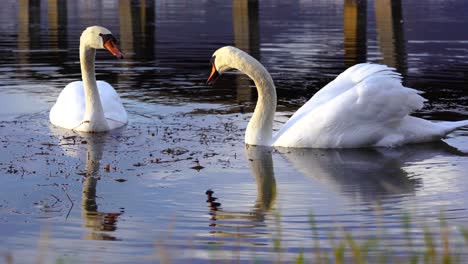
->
80;43;109;131
233;53;277;146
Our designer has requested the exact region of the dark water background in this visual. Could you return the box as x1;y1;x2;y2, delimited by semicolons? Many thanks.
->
0;0;468;263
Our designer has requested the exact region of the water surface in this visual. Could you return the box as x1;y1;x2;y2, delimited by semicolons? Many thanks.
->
1;0;468;263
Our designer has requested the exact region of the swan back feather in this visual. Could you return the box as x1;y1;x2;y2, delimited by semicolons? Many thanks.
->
50;81;127;131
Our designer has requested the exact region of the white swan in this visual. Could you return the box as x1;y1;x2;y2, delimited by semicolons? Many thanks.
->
50;26;128;132
207;46;468;148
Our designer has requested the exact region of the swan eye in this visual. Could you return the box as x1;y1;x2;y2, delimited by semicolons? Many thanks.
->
100;33;118;45
210;55;216;66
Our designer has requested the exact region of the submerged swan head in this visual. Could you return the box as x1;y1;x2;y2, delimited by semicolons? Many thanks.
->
80;26;123;59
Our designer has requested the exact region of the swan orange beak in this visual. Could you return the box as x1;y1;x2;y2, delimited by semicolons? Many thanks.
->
206;63;220;85
103;38;124;59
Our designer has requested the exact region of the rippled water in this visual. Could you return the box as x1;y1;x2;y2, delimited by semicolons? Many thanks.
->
1;0;468;263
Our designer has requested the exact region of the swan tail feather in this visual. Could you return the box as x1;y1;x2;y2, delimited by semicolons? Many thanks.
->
439;120;468;135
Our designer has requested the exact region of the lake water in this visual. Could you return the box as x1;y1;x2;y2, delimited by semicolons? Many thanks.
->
1;0;468;263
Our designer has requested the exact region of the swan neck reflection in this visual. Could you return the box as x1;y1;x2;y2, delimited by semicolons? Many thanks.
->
206;145;277;237
245;144;277;211
78;133;122;241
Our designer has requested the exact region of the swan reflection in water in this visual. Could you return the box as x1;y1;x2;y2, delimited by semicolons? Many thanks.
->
207;141;465;236
206;145;276;237
54;129;124;240
80;133;124;241
276;141;465;204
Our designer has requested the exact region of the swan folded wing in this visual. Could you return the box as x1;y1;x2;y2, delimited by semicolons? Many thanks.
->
354;76;426;123
50;81;127;130
281;63;402;134
49;81;86;129
273;74;426;148
96;81;128;127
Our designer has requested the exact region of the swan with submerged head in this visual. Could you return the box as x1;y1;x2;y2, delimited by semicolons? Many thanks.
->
207;46;468;148
50;26;127;132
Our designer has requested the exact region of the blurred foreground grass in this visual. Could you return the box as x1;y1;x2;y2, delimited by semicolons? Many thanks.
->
3;212;468;264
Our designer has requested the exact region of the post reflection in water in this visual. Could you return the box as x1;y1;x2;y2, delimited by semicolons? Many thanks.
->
343;0;407;73
232;0;260;103
47;0;68;64
207;145;276;237
118;0;156;90
17;0;41;66
119;0;156;60
343;0;367;66
374;0;407;75
232;0;260;59
119;0;134;57
277;141;463;205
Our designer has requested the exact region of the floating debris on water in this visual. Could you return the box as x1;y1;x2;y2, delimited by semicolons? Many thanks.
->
114;178;127;183
190;160;205;171
161;147;189;156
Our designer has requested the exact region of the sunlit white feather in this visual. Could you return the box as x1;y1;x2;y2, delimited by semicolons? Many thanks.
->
50;80;127;130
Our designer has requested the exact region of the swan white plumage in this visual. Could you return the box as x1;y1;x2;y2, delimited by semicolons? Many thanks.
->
50;26;127;132
207;46;468;148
